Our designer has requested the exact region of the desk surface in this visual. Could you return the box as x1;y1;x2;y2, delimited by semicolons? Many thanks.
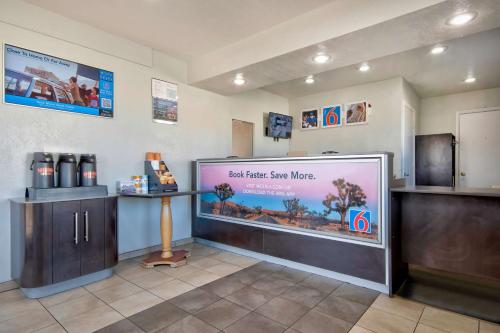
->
391;186;500;197
119;190;212;198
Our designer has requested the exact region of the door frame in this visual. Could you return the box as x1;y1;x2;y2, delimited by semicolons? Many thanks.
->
456;106;500;186
401;101;416;185
231;118;254;157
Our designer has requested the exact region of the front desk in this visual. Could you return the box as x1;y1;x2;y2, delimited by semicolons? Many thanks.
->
192;153;395;293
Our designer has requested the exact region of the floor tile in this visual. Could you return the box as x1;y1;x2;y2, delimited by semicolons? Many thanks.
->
115;262;152;280
299;274;343;293
46;293;105;322
189;246;220;257
127;269;174;289
94;319;144;333
285;329;302;333
0;306;56;333
225;286;274;310
332;284;379;306
201;276;246;297
0;290;47;322
195;299;250;330
33;323;67;333
158;264;201;279
224;312;286;333
158;315;219;333
356;307;417;333
371;294;424;322
128;301;188;332
270;267;310;283
85;275;128;293
179;270;221;287
481;321;500;333
189;256;223;269
92;281;143;304
39;287;90;307
414;323;447;333
420;307;479;333
292;309;352;333
228;267;269;285
251;277;295;296
0;280;18;293
148;279;195;300
349;325;374;333
109;290;163;317
251;262;284;273
59;303;123;333
169;288;221;313
256;296;309;326
315;295;368;323
205;263;242;276
281;284;329;308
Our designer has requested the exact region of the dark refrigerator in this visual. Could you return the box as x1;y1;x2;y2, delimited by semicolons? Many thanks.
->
415;133;456;186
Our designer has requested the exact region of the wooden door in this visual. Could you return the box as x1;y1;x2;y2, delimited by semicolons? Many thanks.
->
232;119;254;157
53;201;81;283
80;199;105;275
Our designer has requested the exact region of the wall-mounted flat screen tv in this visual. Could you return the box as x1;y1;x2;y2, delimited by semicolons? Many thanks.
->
3;44;114;118
268;112;292;138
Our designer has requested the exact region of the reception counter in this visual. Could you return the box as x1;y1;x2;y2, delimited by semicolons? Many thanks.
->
192;153;394;293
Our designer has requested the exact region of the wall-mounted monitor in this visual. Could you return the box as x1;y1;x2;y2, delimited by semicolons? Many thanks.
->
267;112;292;139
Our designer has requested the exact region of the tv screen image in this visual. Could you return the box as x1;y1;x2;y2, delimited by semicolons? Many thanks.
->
268;112;292;138
4;44;114;118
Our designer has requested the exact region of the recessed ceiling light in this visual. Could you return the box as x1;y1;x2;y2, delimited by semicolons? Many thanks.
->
359;63;370;72
430;45;447;55
312;53;331;64
446;12;476;26
233;73;246;86
305;75;315;84
464;76;476;83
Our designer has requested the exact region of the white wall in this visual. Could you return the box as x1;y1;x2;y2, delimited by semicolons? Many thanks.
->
418;87;500;135
289;78;405;177
0;2;289;282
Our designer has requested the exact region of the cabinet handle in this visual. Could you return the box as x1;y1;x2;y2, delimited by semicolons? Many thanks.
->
74;212;79;245
84;211;89;242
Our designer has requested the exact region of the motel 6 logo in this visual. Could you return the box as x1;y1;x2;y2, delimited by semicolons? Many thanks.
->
349;209;371;233
322;105;341;127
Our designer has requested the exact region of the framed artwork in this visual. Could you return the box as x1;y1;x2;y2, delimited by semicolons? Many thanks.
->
152;78;178;124
300;109;319;130
321;105;342;128
344;101;367;125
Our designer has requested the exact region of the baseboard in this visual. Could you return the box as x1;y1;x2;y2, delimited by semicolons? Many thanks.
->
118;237;194;261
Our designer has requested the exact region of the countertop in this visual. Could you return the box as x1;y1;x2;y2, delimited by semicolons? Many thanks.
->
391;186;500;197
10;194;119;204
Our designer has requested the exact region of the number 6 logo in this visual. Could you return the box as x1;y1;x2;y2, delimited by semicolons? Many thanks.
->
349;209;371;233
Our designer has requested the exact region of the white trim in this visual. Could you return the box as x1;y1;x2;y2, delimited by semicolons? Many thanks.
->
401;100;416;183
455;106;500;186
195;238;389;294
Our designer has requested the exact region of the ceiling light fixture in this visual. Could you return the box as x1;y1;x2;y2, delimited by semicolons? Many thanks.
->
233;73;246;86
430;45;447;55
446;12;476;26
312;53;331;64
464;76;476;83
359;63;370;72
305;75;315;84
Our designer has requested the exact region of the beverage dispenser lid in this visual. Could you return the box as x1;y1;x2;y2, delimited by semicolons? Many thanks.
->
79;154;96;163
58;153;77;163
33;152;54;163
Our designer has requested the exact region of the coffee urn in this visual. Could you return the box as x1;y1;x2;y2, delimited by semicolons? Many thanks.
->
30;152;55;188
78;154;97;187
56;154;77;188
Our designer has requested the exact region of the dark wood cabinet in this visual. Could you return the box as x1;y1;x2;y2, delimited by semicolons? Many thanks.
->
11;196;118;288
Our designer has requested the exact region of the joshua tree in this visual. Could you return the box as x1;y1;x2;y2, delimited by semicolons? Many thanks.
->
282;198;301;224
322;178;367;230
214;183;235;215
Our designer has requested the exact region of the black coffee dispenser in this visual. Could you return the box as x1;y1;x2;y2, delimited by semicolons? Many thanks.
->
30;152;55;188
56;154;77;188
78;154;97;187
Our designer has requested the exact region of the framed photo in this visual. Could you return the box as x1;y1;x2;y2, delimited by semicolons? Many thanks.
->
344;101;367;125
300;109;319;130
321;105;342;128
4;44;114;118
152;78;177;124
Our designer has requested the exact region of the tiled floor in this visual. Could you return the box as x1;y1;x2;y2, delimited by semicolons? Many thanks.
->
0;243;499;333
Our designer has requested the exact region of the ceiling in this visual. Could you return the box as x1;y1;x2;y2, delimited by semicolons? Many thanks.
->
22;0;336;60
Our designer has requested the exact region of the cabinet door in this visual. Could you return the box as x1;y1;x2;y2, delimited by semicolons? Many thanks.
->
104;197;118;268
80;199;105;275
53;201;81;283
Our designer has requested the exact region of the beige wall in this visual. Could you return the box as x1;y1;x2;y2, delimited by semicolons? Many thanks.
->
418;87;500;135
289;78;405;177
0;2;289;282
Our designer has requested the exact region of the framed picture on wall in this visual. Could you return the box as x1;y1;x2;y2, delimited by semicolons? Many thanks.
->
152;78;178;124
300;108;319;130
321;105;342;128
344;101;368;125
